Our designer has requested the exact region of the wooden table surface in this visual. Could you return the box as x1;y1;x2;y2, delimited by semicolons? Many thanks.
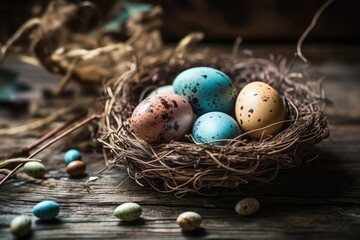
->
1;43;360;239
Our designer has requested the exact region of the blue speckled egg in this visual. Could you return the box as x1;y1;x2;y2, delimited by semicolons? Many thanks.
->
64;149;81;165
192;112;241;145
173;67;237;115
32;200;60;220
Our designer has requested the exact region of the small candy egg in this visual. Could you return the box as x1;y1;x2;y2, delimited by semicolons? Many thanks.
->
64;149;82;165
131;93;193;143
192;112;241;145
66;160;86;177
10;215;32;238
147;85;174;97
176;211;202;231
23;162;46;178
235;197;260;216
113;202;142;221
235;81;285;139
32;200;60;220
173;67;237;115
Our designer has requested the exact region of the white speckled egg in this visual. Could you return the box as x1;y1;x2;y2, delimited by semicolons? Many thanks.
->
131;93;193;143
147;85;174;97
176;211;202;231
235;81;285;139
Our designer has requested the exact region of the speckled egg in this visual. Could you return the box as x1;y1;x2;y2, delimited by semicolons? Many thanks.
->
113;202;142;221
173;67;237;115
66;160;86;177
235;81;285;139
32;200;60;220
192;112;241;145
131;93;193;143
235;197;260;216
64;149;82;165
147;85;174;97
23;162;46;178
176;211;202;231
10;215;32;238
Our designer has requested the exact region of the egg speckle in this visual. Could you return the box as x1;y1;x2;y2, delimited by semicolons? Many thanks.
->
173;67;237;115
131;93;193;143
235;81;285;139
192;112;241;145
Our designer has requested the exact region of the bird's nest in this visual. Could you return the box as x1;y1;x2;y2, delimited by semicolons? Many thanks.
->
97;45;330;197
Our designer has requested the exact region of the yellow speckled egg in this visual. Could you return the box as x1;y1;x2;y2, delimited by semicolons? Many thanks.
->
235;81;285;139
131;93;193;143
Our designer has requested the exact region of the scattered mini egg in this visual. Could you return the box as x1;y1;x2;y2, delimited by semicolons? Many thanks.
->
192;112;241;145
66;160;86;177
176;211;202;231
64;149;82;165
10;215;32;238
113;202;142;221
23;161;46;178
147;85;174;97
32;200;60;220
173;67;237;115
235;197;260;216
235;81;285;139
131;93;193;143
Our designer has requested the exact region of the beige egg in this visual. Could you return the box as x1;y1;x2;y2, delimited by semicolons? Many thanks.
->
131;93;193;143
235;81;285;139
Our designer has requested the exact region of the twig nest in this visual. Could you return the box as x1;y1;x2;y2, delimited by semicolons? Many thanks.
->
235;197;260;216
113;202;142;221
23;162;46;178
99;48;329;196
176;211;202;231
10;215;32;238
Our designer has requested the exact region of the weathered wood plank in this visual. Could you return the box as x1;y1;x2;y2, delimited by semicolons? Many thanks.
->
1;124;360;239
1;44;360;239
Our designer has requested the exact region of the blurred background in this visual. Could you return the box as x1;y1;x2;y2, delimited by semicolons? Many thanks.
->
0;0;359;44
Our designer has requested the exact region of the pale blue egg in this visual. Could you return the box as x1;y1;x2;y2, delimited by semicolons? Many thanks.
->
32;200;60;220
192;112;241;145
173;67;237;115
64;149;81;165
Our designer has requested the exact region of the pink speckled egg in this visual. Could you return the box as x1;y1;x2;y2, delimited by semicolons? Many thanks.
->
131;93;194;143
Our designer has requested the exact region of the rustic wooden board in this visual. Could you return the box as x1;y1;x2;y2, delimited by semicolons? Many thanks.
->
1;44;360;239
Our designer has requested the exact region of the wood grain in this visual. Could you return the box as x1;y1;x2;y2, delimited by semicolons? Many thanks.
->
1;44;360;239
